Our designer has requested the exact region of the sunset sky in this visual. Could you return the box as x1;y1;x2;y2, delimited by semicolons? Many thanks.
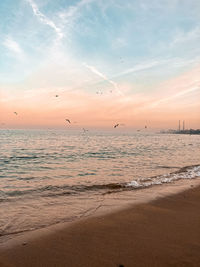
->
0;0;200;129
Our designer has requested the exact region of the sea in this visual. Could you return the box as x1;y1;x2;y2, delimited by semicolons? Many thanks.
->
0;129;200;242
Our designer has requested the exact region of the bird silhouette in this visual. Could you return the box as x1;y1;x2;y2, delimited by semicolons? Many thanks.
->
120;57;124;63
83;128;88;132
14;112;18;115
96;91;103;95
114;124;119;128
55;95;59;97
65;119;71;124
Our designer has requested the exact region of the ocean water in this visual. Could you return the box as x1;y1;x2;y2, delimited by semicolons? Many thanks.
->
0;129;200;240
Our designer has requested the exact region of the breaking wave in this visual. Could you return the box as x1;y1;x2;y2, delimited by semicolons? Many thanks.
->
1;164;200;203
127;164;200;188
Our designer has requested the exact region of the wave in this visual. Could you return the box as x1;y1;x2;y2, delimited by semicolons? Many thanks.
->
1;183;124;198
127;164;200;188
0;164;199;202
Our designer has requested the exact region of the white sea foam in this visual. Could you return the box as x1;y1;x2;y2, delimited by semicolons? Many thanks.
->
127;165;200;188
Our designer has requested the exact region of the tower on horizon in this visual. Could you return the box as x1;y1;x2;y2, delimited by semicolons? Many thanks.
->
183;120;185;131
178;120;181;131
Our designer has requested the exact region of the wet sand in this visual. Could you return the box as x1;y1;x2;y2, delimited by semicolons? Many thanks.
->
1;183;200;267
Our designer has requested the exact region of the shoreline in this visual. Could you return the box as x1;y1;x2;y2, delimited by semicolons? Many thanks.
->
1;176;200;244
0;177;200;266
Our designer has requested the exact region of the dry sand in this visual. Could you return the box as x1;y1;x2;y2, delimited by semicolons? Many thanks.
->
0;183;200;267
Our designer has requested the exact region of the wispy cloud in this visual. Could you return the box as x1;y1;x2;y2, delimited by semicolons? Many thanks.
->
151;85;200;108
114;57;200;79
83;63;123;95
170;27;200;48
138;66;200;112
59;0;93;23
3;37;23;55
27;0;64;40
124;64;200;117
118;60;163;76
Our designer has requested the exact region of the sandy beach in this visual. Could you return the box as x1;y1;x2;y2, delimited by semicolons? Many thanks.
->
0;181;200;267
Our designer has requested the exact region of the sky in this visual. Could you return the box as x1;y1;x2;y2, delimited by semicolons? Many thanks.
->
0;0;200;129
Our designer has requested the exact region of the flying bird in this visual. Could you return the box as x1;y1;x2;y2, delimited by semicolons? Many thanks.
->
120;57;124;63
14;112;18;115
83;128;88;133
65;119;71;124
55;95;59;97
96;91;103;95
114;124;119;128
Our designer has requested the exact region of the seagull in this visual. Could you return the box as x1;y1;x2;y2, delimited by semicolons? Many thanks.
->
114;124;119;128
55;95;59;97
83;128;88;132
96;91;103;95
14;112;18;115
65;119;71;124
120;57;124;63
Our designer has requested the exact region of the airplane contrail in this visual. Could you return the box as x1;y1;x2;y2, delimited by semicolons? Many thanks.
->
83;63;123;95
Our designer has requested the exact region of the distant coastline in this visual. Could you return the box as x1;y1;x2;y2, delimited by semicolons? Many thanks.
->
160;129;200;135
